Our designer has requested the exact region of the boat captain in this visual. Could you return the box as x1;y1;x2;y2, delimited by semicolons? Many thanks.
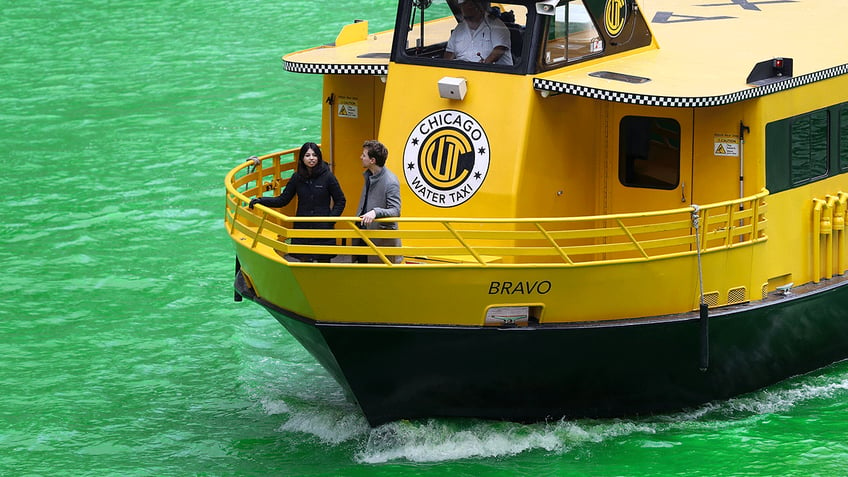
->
443;0;513;65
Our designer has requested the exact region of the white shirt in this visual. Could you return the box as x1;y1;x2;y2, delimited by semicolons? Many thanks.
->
446;16;513;66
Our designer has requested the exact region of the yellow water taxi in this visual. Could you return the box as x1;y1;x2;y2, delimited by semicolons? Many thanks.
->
225;0;848;425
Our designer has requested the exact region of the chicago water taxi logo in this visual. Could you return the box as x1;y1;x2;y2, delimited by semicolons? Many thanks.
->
403;110;490;208
604;0;627;38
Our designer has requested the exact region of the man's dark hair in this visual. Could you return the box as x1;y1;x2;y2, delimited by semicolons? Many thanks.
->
363;140;389;167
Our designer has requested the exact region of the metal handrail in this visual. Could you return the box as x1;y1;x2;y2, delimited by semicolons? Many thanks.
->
225;149;769;266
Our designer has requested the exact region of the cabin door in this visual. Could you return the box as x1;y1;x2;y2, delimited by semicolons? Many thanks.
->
605;105;694;213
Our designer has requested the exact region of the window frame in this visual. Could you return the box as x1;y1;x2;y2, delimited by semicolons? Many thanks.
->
391;0;537;75
540;0;605;69
618;115;682;191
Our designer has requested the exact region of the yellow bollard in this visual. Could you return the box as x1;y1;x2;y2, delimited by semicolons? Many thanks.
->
813;199;823;283
837;192;848;274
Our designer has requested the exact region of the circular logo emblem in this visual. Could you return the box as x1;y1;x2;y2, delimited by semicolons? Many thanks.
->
403;110;490;208
604;0;627;38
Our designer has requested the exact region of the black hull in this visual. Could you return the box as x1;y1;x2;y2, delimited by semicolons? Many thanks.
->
235;272;848;426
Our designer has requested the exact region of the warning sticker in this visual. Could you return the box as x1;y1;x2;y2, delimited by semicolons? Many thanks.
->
337;96;359;119
714;134;739;157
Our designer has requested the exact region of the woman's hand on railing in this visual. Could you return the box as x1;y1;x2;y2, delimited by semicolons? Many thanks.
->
249;198;266;209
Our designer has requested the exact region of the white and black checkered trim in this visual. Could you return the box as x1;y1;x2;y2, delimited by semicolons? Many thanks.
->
284;60;388;76
534;64;848;107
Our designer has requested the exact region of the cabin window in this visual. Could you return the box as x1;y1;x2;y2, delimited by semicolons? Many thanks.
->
403;0;455;55
789;110;829;185
399;0;529;71
618;116;681;190
541;1;602;67
766;107;835;193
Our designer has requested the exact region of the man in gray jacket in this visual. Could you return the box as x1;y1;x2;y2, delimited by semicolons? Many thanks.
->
357;140;402;263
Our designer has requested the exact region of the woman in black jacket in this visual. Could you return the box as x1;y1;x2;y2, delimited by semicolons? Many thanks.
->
249;142;346;262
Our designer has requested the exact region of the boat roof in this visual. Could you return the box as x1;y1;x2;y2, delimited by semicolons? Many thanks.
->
283;0;848;106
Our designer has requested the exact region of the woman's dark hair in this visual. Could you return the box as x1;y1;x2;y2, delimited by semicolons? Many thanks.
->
297;142;323;176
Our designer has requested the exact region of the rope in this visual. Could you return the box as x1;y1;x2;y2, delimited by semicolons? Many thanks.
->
246;155;260;174
241;156;261;194
692;204;710;371
691;204;705;305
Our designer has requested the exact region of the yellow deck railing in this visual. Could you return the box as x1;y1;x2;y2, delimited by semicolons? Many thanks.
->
225;149;769;266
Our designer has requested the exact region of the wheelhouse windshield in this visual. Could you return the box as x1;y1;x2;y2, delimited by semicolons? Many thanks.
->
392;0;649;74
396;0;532;73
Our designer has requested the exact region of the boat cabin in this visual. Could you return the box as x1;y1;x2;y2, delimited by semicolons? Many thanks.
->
283;0;748;230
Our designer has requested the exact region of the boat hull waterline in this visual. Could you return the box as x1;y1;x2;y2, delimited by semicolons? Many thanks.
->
235;271;848;426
